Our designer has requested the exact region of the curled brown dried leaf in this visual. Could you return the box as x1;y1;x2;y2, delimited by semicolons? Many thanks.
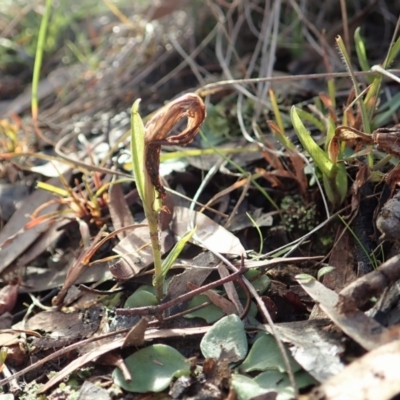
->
144;93;206;198
334;124;400;158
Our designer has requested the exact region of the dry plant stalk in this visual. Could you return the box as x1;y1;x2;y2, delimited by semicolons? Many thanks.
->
144;93;206;199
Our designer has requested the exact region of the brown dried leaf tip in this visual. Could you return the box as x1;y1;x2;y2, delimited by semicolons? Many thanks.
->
144;93;206;198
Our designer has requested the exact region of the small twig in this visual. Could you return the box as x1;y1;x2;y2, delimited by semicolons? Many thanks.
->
52;226;107;306
162;280;251;322
55;131;132;178
0;327;129;386
1;363;21;395
116;265;246;317
196;69;400;96
340;254;400;308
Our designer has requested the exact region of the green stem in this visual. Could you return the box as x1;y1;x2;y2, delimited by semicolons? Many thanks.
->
146;209;163;300
143;176;163;300
32;0;53;120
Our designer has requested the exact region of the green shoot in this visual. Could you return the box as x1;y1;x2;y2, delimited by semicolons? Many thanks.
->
338;215;378;269
291;106;347;205
153;227;197;287
130;100;163;299
32;0;54;122
130;94;206;299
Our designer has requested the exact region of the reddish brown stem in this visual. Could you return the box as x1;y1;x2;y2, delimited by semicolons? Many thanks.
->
116;265;246;318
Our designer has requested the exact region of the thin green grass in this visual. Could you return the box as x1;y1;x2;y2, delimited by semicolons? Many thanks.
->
31;0;53;122
338;215;378;269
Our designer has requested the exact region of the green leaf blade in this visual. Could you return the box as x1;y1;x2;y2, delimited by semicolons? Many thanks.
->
240;332;300;374
200;314;248;362
153;227;197;287
130;99;146;203
290;106;334;179
113;344;190;393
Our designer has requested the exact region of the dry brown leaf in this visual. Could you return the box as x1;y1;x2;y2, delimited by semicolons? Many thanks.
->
298;277;389;351
310;228;356;318
334;125;373;146
0;280;20;315
263;319;344;382
384;165;400;194
16;217;66;268
24;305;103;344
122;317;148;348
318;92;337;123
21;259;111;294
171;206;245;256
322;230;356;292
111;226;175;280
311;339;400;400
108;184;135;240
187;281;237;316
162;252;218;316
52;227;107;306
217;263;243;315
351;164;370;213
287;150;308;198
0;174;70;273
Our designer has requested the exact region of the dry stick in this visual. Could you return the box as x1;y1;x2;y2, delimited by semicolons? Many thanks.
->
339;254;400;309
195;69;400;97
189;157;224;214
0;277;253;388
212;5;266;106
52;226;107;306
224;177;252;229
1;364;20;394
0;264;315;384
186;166;298;394
115;265;247;318
289;0;335;62
178;277;251;321
0;328;131;387
168;33;208;86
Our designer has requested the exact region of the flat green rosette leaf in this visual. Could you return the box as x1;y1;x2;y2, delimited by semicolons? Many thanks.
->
124;285;158;308
184;294;226;323
200;314;247;362
113;344;190;393
254;370;315;400
232;370;315;400
231;374;273;400
240;332;300;373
